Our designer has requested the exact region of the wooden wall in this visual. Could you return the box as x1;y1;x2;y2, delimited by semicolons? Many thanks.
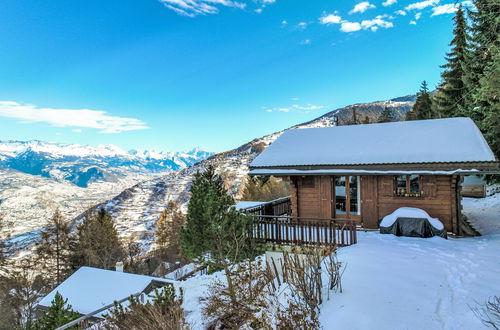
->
289;174;461;233
363;175;460;232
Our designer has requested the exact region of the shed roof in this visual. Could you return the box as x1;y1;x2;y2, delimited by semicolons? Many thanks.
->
38;267;171;316
250;117;497;170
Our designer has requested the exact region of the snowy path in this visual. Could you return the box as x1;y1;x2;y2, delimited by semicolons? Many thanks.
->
319;232;500;330
463;193;500;235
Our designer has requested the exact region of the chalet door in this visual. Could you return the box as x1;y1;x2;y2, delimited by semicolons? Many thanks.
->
333;176;361;220
319;176;333;219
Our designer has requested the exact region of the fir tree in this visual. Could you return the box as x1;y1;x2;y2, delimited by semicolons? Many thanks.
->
377;106;394;123
71;208;125;270
405;109;418;121
347;107;359;125
180;165;262;266
33;292;79;330
35;209;73;285
435;5;470;118
412;81;434;119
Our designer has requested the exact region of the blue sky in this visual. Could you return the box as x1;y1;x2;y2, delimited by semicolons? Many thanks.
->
0;0;470;152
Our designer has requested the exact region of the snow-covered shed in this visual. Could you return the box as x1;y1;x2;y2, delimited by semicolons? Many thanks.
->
249;117;499;234
37;267;172;319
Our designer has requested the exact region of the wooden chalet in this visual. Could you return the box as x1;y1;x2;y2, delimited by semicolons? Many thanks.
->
249;117;499;236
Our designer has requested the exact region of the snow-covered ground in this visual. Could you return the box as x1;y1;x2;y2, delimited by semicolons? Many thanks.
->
463;193;500;235
319;232;500;329
179;194;500;329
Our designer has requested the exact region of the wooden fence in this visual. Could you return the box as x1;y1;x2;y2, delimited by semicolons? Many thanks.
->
251;215;357;247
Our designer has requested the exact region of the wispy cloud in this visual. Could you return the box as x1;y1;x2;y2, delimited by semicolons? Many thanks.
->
431;2;473;16
405;0;439;11
264;103;325;113
361;15;394;30
349;1;376;14
319;13;342;25
415;12;422;19
395;9;406;15
382;0;397;6
297;22;308;29
300;39;311;45
0;101;149;134
159;0;277;17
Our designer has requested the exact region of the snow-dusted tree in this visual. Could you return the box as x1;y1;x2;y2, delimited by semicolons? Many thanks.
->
70;208;125;270
32;292;79;330
35;209;73;285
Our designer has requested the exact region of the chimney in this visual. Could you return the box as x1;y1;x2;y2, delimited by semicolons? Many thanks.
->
115;261;124;272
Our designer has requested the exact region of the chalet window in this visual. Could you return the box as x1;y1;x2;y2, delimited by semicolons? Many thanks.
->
394;175;422;197
301;176;315;188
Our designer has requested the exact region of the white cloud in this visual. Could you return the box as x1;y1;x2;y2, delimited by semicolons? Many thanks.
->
395;9;406;15
300;39;311;45
255;8;263;13
349;1;376;14
297;22;308;29
319;13;342;25
382;0;397;6
410;20;417;24
361;15;394;29
72;129;83;133
341;21;362;32
0;101;149;134
291;97;300;101
264;103;325;113
431;3;456;15
415;12;422;19
281;20;288;25
405;0;439;11
159;0;251;17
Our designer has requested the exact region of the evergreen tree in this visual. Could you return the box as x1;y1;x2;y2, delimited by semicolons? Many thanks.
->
435;5;470;118
362;116;371;124
71;208;125;270
377;106;394;123
347;107;359;125
412;81;434;119
180;166;262;266
33;292;79;330
35;209;73;285
467;0;499;119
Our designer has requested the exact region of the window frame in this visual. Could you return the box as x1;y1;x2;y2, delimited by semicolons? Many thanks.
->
394;175;423;197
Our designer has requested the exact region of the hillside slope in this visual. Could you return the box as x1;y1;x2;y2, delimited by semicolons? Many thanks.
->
83;96;415;250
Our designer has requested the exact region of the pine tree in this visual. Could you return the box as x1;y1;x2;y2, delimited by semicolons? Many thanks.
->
71;208;125;270
347;107;359;125
35;209;73;285
467;0;499;119
435;5;470;118
33;292;79;330
412;81;434;119
180;165;234;260
180;166;262;266
377;106;394;123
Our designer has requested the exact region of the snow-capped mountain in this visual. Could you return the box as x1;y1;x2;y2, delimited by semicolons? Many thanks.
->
0;141;212;188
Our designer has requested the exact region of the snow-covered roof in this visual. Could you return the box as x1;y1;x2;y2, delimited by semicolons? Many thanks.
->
250;118;497;168
235;201;266;210
38;267;171;315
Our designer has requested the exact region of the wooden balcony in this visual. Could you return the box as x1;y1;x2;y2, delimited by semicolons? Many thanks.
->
239;197;357;247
